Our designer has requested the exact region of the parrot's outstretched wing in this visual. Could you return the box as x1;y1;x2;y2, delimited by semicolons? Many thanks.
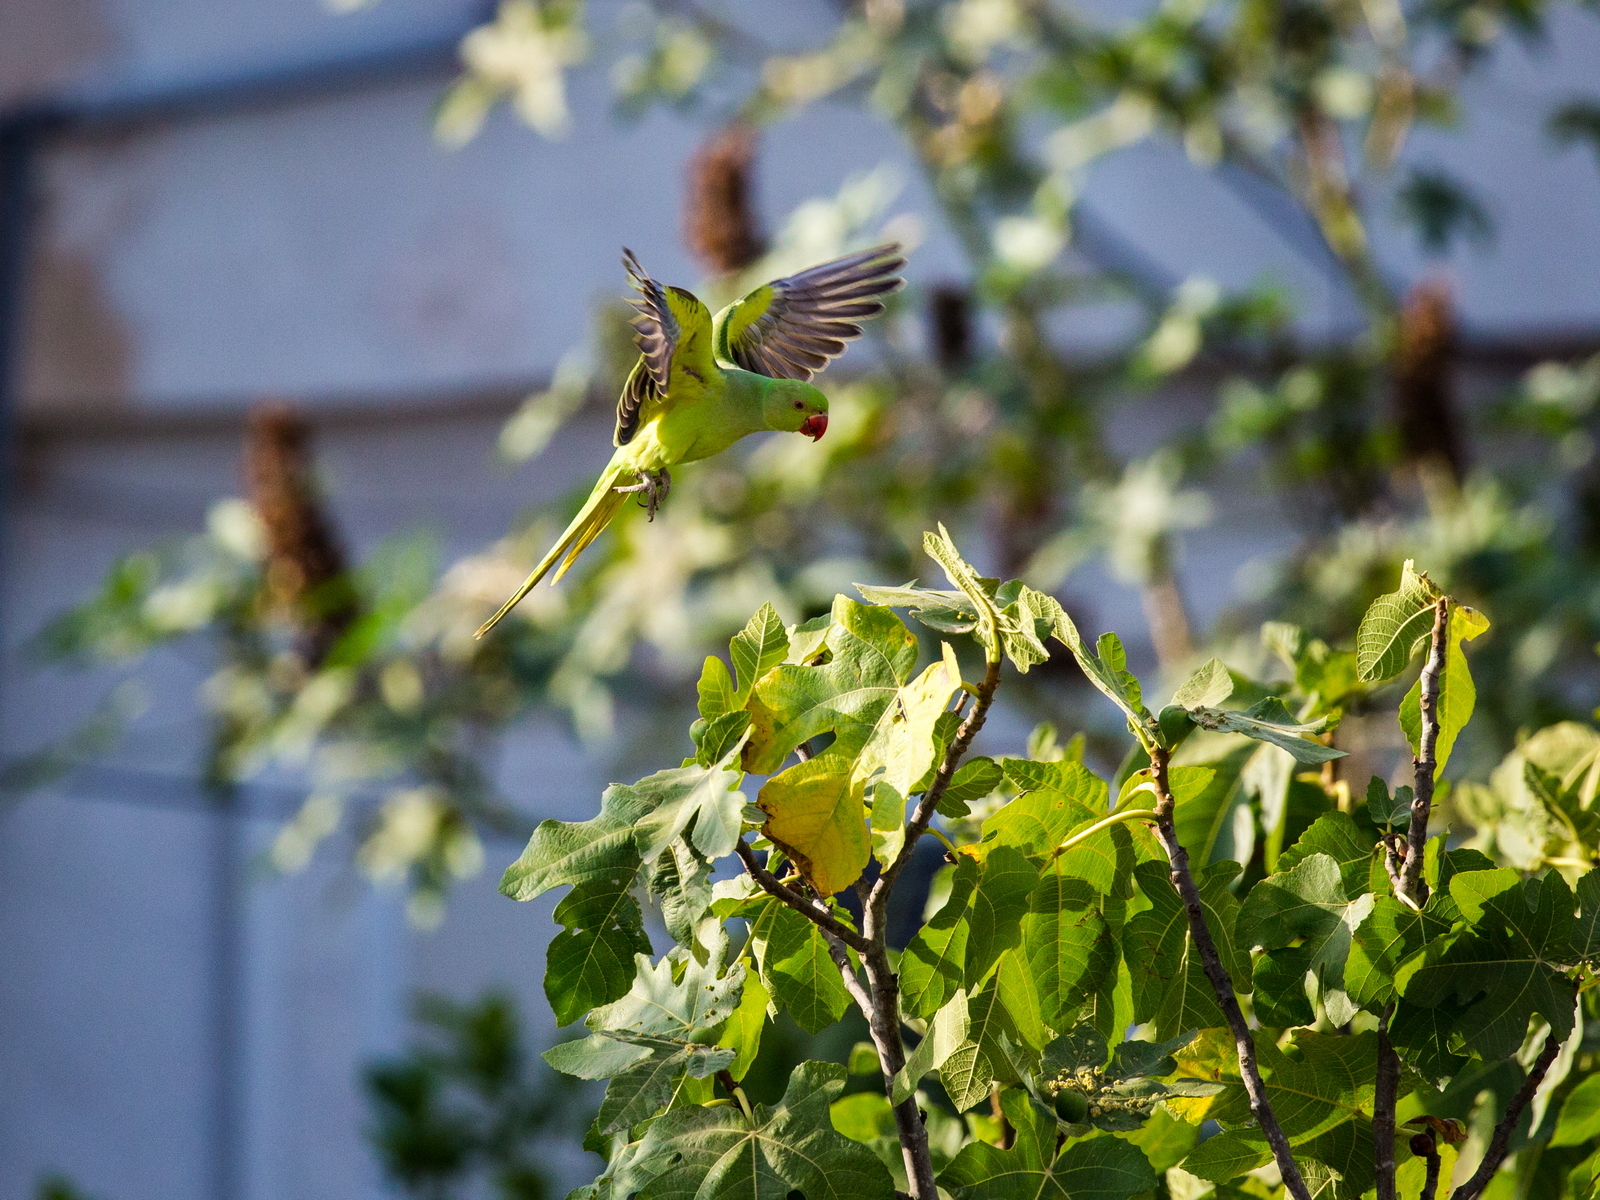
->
712;244;904;381
615;249;716;446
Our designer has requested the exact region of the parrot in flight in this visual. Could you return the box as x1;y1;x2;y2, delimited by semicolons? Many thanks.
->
475;242;905;638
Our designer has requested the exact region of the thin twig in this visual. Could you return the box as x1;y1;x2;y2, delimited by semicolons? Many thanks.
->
1448;1024;1565;1200
1376;600;1450;1192
1374;1002;1401;1200
818;922;874;1012
733;839;872;954
1421;1146;1443;1200
873;656;1002;908
1148;750;1315;1200
1382;833;1405;893
830;649;1001;1200
1399;597;1449;907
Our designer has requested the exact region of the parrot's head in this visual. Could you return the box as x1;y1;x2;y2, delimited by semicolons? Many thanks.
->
765;379;829;442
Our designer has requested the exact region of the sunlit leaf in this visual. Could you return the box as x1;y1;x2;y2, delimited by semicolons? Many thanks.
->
1172;657;1233;709
731;602;790;703
1355;560;1441;683
1187;697;1344;764
924;524;1001;661
744;595;918;773
892;989;970;1103
697;654;737;719
1399;603;1490;777
1036;597;1158;740
854;582;977;634
544;949;744;1134
620;1060;894;1200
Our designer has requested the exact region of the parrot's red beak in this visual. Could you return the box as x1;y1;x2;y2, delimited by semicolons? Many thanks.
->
799;413;828;442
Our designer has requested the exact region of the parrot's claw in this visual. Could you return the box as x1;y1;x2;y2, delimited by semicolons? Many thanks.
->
613;468;671;520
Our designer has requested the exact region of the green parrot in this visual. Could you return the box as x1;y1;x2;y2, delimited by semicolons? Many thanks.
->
475;243;905;638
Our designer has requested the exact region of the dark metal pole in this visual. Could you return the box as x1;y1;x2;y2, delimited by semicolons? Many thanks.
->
0;117;36;699
208;782;244;1200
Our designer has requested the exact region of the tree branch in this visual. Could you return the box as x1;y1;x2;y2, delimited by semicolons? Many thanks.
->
1449;1024;1565;1200
1399;597;1450;908
1373;1002;1401;1200
864;950;940;1200
836;645;1002;1200
815;905;939;1199
733;839;872;954
817;919;875;1013
1148;749;1315;1200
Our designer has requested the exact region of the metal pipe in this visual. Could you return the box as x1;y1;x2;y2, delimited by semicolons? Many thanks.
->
0;118;36;708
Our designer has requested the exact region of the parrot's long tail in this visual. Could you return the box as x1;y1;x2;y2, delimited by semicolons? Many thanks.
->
475;463;631;638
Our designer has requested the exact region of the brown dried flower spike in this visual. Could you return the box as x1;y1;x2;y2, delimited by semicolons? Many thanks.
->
685;123;765;276
1394;279;1466;481
244;401;359;665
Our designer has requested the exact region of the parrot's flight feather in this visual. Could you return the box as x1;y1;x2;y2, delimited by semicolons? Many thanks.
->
474;463;630;638
614;357;658;447
617;249;715;445
713;243;904;382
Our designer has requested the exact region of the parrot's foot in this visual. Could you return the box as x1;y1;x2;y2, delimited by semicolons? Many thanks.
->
613;468;671;520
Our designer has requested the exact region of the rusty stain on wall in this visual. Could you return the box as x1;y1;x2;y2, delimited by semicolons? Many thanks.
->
0;0;118;109
17;130;148;414
18;241;135;412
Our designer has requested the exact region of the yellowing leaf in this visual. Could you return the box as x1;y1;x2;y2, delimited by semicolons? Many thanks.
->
758;630;959;892
758;750;871;896
1164;1028;1237;1123
858;643;962;864
865;642;962;797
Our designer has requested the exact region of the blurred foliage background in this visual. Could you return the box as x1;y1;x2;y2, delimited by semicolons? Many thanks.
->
16;0;1600;920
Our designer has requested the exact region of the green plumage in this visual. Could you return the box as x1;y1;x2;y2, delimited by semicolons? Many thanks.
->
476;244;904;638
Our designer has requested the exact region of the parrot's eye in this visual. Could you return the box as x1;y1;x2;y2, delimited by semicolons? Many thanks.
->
794;399;804;409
